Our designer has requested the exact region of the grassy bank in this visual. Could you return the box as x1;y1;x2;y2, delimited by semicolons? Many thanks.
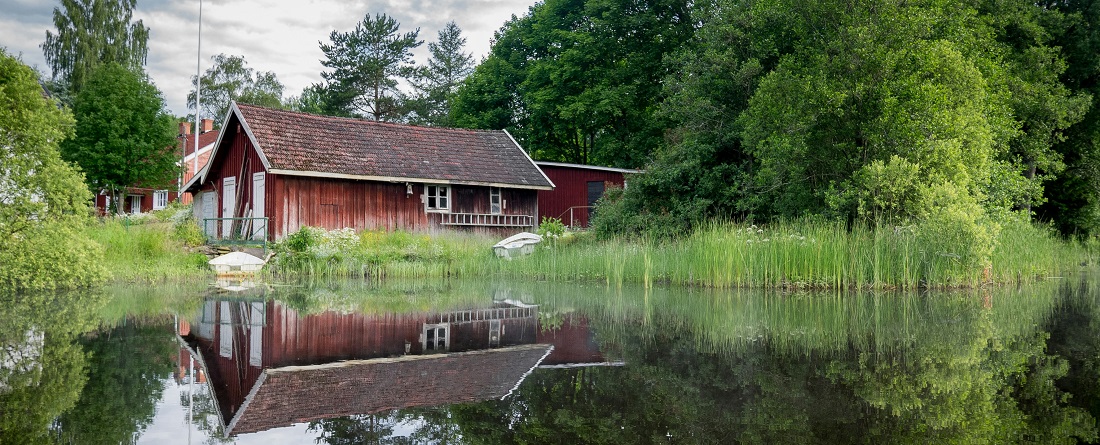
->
84;207;211;283
266;218;1091;290
498;219;1091;289
266;227;497;279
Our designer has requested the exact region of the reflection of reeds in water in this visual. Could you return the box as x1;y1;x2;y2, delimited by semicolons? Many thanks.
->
498;220;1088;290
512;279;1066;358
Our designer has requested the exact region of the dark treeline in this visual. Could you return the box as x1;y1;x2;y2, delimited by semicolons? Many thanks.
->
448;0;1100;251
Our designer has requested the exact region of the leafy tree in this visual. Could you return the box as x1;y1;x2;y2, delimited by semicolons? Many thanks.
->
318;13;422;121
0;49;105;291
40;0;149;101
1036;0;1100;237
452;0;694;167
407;22;475;127
60;63;177;213
187;53;286;124
597;0;1089;255
286;82;357;117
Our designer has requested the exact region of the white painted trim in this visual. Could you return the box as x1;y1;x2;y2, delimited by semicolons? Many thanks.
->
266;168;554;191
192;102;272;188
231;102;273;171
503;129;556;189
182;142;216;163
534;161;641;174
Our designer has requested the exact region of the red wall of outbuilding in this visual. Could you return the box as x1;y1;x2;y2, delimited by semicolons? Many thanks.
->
537;166;628;227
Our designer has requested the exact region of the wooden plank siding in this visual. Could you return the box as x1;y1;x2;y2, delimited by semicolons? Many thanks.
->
272;177;539;239
537;164;630;227
193;121;270;238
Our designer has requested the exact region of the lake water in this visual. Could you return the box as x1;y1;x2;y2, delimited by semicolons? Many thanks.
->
4;274;1100;444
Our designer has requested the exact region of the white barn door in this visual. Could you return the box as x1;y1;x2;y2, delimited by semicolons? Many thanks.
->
201;192;216;237
252;172;265;240
222;176;236;238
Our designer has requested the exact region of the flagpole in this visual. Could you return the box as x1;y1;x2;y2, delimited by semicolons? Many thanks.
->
193;0;203;176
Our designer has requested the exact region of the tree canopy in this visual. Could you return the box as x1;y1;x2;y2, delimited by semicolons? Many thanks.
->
406;21;475;127
576;0;1094;257
318;13;422;121
188;53;286;124
451;0;695;167
0;49;105;291
41;0;149;100
60;63;178;212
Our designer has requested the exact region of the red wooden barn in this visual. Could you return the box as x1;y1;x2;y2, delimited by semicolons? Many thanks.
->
183;103;555;240
535;161;639;227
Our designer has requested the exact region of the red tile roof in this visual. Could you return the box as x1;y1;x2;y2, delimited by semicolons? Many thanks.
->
226;344;553;435
179;130;221;158
235;103;553;189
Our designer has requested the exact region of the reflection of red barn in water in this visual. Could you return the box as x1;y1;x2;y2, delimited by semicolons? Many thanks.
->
181;298;617;436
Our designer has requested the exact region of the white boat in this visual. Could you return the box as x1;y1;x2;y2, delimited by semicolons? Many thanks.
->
493;232;542;259
208;251;266;275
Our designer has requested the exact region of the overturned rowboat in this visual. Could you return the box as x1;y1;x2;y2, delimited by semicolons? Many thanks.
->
208;251;266;275
493;232;542;259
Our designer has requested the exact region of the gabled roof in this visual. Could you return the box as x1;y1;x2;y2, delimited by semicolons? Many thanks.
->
226;344;554;435
188;102;554;191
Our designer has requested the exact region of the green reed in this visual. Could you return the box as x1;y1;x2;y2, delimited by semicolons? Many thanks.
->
497;219;1087;289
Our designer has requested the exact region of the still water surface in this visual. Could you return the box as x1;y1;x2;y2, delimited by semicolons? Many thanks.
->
4;275;1100;444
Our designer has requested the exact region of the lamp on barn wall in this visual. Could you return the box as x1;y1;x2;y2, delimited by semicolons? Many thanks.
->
406;182;413;195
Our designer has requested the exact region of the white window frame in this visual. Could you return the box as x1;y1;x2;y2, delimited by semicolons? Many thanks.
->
153;190;168;210
489;187;502;214
425;185;450;212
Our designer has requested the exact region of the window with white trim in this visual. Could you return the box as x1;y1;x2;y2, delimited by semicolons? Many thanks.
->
489;187;502;214
426;185;450;211
153;190;168;210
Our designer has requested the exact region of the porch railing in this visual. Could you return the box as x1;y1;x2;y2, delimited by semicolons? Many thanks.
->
438;213;534;227
435;306;537;324
555;206;594;228
202;217;268;247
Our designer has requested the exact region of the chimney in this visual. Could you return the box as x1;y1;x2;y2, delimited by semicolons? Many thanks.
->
179;121;191;136
200;118;214;133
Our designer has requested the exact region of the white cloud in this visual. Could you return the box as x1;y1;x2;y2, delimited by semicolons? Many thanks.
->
0;0;538;117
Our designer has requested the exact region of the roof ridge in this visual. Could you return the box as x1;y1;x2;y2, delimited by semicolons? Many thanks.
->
235;102;504;134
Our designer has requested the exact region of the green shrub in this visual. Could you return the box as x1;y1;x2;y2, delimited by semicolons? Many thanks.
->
537;217;566;239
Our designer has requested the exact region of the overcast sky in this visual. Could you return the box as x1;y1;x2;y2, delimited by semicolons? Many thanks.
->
0;0;540;117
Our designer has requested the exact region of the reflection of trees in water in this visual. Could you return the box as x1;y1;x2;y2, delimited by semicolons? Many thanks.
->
53;318;178;445
309;413;403;445
1045;279;1100;433
437;287;1099;443
306;409;465;444
0;290;104;444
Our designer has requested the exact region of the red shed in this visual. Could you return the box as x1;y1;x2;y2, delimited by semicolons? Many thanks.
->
183;103;555;241
535;161;639;227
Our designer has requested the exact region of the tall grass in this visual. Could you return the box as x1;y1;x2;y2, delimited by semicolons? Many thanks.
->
84;217;210;283
266;228;500;280
497;219;1089;290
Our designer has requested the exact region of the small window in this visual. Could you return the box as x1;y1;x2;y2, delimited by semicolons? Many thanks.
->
423;323;449;351
490;187;502;214
426;185;450;211
153;190;168;210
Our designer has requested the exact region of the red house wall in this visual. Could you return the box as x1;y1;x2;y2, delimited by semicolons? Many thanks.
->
537;165;629;227
271;178;540;239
